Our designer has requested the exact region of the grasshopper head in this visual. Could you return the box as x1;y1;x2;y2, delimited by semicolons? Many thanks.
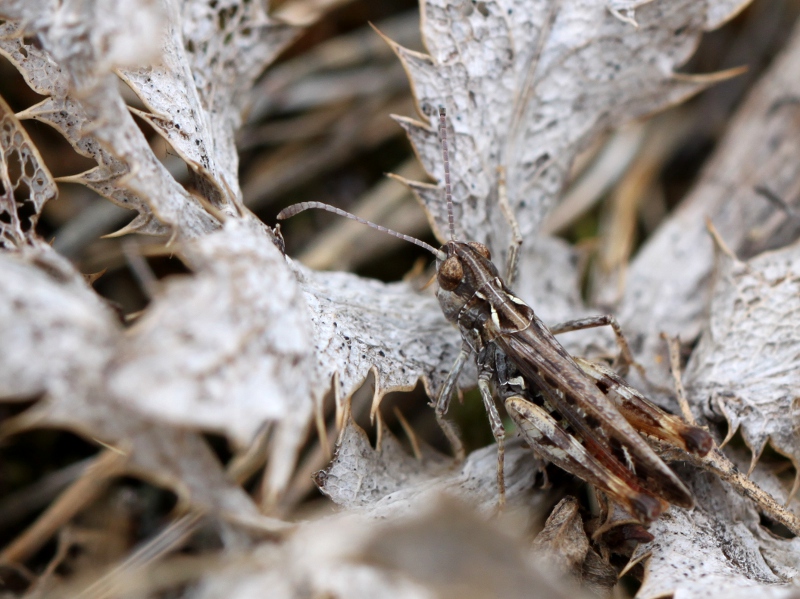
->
435;240;500;327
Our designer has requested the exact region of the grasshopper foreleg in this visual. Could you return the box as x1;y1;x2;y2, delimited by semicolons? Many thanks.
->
478;372;506;508
433;346;471;461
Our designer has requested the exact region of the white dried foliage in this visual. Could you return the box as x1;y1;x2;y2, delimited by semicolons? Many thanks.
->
0;0;314;505
388;0;732;264
108;218;322;494
316;413;547;520
0;19;211;237
0;0;296;238
0;250;118;401
0;244;259;518
0;0;225;238
686;241;800;468
296;264;473;411
617;25;800;391
635;468;800;599
0;0;165;77
607;0;750;29
196;497;574;599
118;0;296;206
0;143;260;518
0;95;58;249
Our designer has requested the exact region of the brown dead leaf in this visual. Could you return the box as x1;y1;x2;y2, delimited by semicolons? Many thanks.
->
532;497;617;598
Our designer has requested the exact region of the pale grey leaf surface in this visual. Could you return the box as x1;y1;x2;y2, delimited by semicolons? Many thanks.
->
0;94;58;250
0;249;118;401
617;22;800;391
0;0;165;77
0;0;209;238
296;263;473;412
685;241;800;468
316;413;547;519
0;41;166;232
195;498;573;599
108;218;321;495
0;247;259;520
0;7;218;239
389;0;742;264
22;391;260;518
118;0;297;206
0;2;319;502
635;467;800;599
607;0;749;29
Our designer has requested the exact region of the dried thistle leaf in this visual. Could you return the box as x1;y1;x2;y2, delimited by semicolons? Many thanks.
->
316;412;547;518
617;23;800;390
633;467;800;599
0;250;117;401
0;0;165;78
0;1;320;503
296;263;471;414
388;0;742;262
0;93;58;250
108;219;322;496
686;240;800;470
1;1;220;237
0;12;217;238
118;0;297;205
609;0;751;29
0;248;259;520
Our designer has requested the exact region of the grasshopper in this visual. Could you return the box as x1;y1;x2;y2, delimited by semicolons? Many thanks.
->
278;108;713;523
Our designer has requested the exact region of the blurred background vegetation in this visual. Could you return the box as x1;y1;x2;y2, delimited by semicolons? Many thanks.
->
2;0;800;590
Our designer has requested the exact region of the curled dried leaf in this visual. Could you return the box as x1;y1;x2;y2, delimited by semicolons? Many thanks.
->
109;219;322;497
0;93;58;250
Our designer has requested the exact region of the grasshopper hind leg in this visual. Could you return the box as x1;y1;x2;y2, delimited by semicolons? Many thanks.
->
505;395;667;523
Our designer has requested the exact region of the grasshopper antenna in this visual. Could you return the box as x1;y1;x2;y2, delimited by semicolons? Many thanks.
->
438;107;456;241
277;201;446;260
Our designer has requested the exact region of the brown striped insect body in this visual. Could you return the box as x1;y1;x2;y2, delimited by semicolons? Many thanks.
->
278;108;713;523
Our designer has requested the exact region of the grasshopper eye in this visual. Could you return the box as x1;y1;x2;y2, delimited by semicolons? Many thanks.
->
468;241;491;260
438;255;463;291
